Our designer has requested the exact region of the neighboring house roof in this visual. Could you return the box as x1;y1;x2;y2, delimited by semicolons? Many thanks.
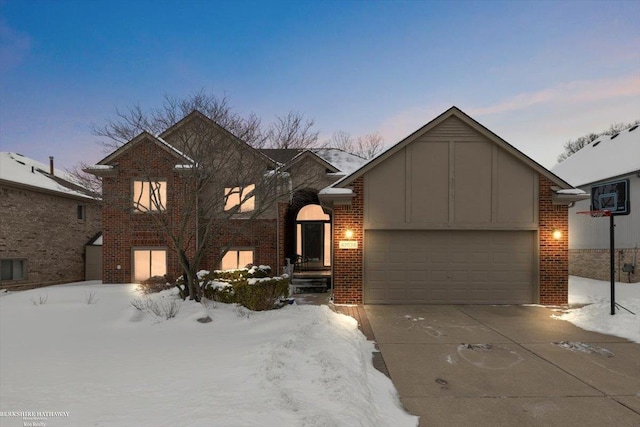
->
551;125;640;187
320;106;584;201
259;148;367;175
0;152;96;199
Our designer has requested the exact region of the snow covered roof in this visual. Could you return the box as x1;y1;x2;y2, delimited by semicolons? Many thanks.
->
0;152;96;199
258;148;367;175
312;149;367;175
552;126;640;187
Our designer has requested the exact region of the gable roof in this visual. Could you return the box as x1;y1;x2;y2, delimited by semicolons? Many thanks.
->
327;106;575;190
96;131;193;166
258;148;303;164
0;152;97;199
551;125;640;187
259;147;367;175
160;110;277;168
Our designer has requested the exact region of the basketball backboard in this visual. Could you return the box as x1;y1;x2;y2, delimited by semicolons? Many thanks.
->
590;179;630;216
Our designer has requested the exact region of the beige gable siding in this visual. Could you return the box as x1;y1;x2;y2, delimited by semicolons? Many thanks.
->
364;116;538;229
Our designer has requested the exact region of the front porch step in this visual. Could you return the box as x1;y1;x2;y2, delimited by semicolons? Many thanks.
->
291;278;328;294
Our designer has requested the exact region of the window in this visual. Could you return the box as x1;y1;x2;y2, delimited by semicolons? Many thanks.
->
221;249;254;270
133;180;167;212
224;184;255;213
133;249;167;282
1;259;26;281
77;204;85;220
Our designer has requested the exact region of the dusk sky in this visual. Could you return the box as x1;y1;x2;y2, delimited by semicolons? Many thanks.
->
0;0;638;171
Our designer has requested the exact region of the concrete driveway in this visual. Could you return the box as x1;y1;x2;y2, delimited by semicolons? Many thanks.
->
365;305;640;427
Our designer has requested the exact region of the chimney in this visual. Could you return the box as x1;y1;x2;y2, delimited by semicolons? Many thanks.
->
49;156;54;176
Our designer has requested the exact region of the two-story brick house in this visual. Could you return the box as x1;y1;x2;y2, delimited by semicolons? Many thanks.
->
89;107;586;305
86;111;365;286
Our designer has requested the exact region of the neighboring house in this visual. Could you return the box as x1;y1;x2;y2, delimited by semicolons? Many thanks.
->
88;107;585;305
320;107;586;305
0;152;101;289
552;125;640;283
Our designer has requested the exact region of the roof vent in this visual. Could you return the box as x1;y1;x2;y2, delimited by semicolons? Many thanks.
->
610;133;620;140
592;141;601;147
628;125;638;132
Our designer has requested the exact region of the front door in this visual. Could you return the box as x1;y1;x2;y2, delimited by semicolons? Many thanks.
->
302;222;323;263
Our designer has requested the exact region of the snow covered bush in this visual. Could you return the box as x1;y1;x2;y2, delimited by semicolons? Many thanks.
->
182;266;289;311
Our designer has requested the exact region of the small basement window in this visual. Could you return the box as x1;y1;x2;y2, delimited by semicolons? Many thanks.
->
1;259;26;281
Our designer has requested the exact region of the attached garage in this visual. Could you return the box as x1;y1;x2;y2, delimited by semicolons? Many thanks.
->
364;230;536;304
320;107;588;305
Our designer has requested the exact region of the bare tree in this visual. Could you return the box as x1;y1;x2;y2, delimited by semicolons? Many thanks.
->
327;130;384;159
91;90;267;150
88;105;314;302
557;119;640;163
266;111;319;149
66;161;103;196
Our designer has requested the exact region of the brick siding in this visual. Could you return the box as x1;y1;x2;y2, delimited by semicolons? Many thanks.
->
569;248;639;283
0;184;101;289
101;137;279;283
538;174;569;305
332;177;364;304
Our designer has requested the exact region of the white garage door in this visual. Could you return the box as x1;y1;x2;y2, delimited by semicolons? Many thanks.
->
364;230;536;304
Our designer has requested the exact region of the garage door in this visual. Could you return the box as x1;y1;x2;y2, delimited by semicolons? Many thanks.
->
364;230;536;304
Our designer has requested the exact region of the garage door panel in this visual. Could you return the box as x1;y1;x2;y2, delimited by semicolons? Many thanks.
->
364;230;535;304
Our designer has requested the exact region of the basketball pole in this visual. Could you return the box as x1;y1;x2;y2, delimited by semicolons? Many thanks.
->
610;214;615;316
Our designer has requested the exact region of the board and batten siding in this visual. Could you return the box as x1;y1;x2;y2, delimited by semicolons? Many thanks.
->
364;116;539;230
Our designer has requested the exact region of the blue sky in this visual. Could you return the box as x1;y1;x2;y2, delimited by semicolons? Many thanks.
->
1;0;638;171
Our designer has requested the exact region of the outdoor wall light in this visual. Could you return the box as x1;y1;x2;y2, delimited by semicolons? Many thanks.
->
345;229;354;239
552;229;562;240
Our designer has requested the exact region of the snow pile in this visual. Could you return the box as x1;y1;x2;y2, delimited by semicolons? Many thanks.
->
554;276;640;343
0;283;416;427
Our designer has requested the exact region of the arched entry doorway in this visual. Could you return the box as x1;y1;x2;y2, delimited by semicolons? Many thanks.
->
296;204;331;269
284;189;332;272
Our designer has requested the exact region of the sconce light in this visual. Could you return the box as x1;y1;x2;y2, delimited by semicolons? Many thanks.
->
345;229;354;239
552;230;562;240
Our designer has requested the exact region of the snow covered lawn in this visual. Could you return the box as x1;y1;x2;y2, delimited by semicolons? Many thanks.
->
555;276;640;343
0;282;417;427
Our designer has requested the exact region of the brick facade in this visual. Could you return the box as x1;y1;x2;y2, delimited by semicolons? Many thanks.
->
101;137;190;283
538;174;569;305
0;184;101;289
332;177;364;304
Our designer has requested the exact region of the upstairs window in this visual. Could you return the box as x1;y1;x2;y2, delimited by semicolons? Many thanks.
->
1;259;26;281
133;180;166;212
224;184;255;213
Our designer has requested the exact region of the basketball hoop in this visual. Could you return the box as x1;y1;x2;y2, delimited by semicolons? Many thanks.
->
576;210;611;217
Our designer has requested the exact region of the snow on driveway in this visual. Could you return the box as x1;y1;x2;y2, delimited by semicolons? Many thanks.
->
555;276;640;344
0;283;417;427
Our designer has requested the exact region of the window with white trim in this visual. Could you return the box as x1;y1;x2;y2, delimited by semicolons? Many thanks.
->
224;184;255;213
1;259;26;281
133;249;167;282
221;249;254;270
133;180;167;212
